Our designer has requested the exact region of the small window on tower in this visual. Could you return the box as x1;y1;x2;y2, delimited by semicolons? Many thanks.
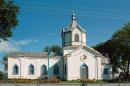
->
75;34;79;42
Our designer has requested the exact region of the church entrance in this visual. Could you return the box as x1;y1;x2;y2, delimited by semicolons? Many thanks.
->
80;64;88;80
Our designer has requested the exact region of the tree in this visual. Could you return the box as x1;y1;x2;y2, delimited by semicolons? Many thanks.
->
0;71;4;80
51;45;62;53
43;45;62;53
111;22;130;80
93;40;119;78
0;0;20;41
1;55;8;79
43;46;50;52
93;22;130;80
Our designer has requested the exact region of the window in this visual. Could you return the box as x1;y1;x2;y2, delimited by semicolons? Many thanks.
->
101;58;106;64
75;34;79;42
64;64;67;75
12;64;19;75
53;64;59;75
103;68;109;74
41;64;47;75
29;64;34;75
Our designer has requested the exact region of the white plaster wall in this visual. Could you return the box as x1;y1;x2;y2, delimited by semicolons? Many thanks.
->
8;58;21;79
8;57;63;79
81;32;86;46
72;28;82;46
63;49;75;56
66;48;97;80
72;28;81;42
97;57;102;80
97;57;112;80
71;28;86;46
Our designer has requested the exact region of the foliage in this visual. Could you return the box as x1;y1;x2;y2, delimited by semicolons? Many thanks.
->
0;0;20;41
0;71;4;80
93;22;130;80
2;55;8;71
1;55;8;80
111;22;130;80
43;45;62;53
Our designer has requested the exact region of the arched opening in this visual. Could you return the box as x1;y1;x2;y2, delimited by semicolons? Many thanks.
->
80;63;88;80
53;64;59;76
29;64;34;75
103;68;109;75
75;34;79;42
40;64;47;79
12;64;19;75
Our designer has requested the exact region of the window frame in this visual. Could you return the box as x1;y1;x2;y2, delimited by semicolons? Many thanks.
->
53;64;59;75
12;64;19;75
40;64;47;76
103;68;109;75
28;64;35;75
75;33;79;42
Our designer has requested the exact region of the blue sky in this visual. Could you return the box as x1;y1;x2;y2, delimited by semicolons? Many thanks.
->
0;0;130;71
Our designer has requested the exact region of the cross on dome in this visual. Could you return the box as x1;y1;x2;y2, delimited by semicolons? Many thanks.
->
72;11;76;20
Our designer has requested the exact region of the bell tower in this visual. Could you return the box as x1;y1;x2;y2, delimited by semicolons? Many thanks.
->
61;12;86;47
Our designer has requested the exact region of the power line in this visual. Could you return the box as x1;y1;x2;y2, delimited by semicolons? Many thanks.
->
16;1;130;19
13;1;130;20
21;9;130;21
16;1;130;14
21;6;130;18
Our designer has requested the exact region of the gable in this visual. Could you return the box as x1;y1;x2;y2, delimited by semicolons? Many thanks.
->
67;46;102;56
71;48;95;59
67;47;96;64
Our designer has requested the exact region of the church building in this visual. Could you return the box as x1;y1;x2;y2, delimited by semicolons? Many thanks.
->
8;13;112;80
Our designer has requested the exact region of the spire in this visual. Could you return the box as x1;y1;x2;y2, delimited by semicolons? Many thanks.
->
72;11;76;20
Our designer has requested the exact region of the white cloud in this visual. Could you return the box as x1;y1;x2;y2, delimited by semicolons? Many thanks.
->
0;41;17;52
0;39;38;52
14;39;38;46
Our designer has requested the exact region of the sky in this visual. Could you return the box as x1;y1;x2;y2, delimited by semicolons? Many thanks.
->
0;0;130;71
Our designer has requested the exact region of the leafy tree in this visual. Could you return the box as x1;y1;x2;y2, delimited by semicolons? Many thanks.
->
43;46;50;52
93;40;119;78
0;0;20;41
1;55;8;79
111;22;130;80
51;45;62;53
43;45;62;53
0;71;4;80
93;22;130;80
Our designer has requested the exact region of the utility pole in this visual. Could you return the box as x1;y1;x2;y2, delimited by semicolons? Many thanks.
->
47;47;51;80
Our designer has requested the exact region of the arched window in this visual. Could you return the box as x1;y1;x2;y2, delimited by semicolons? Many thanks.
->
75;34;79;42
53;64;59;75
80;63;88;80
12;64;19;75
41;64;47;75
29;64;34;75
103;68;109;74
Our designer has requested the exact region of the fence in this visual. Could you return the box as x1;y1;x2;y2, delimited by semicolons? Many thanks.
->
0;83;130;86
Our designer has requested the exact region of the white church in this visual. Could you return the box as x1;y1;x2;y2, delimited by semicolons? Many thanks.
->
8;13;112;80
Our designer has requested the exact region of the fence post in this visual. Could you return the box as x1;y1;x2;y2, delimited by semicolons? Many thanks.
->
14;82;16;86
37;80;39;86
118;83;120;86
81;83;86;86
100;81;102;86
